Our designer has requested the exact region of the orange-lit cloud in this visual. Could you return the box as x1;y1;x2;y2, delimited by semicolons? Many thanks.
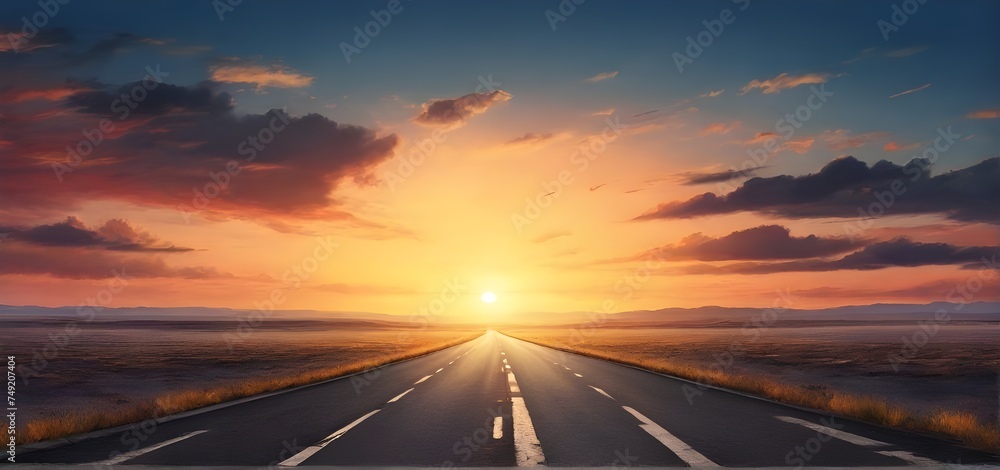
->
584;71;618;82
966;109;1000;119
819;129;888;150
700;121;741;136
209;57;315;89
740;72;830;95
883;141;922;152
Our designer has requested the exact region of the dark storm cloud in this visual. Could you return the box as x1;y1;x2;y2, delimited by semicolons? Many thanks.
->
651;225;860;261
679;167;763;185
683;238;999;275
636;156;999;224
2;217;193;252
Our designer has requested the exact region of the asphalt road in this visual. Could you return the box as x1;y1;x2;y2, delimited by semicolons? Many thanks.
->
15;330;998;466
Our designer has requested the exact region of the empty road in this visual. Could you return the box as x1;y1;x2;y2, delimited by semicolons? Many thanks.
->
16;331;997;466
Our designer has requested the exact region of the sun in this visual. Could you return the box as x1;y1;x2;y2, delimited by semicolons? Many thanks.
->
481;291;497;304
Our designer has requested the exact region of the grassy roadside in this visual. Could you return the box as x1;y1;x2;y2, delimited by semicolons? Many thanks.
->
9;331;483;446
503;332;1000;453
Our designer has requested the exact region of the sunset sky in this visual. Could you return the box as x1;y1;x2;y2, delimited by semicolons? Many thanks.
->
1;0;998;317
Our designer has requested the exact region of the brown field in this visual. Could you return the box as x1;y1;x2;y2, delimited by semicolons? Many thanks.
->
1;320;482;445
501;324;1000;452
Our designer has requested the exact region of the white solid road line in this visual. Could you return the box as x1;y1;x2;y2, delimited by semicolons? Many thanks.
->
775;416;940;465
493;416;503;439
414;374;432;384
622;406;719;467
387;388;414;403
280;410;381;466
588;385;615;400
96;430;208;465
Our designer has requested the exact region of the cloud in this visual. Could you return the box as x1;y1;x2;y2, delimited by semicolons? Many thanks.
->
966;109;1000;119
591;108;615;116
0;244;226;279
0;78;399;225
413;90;511;129
209;57;315;90
883;141;922;152
678;167;762;185
698;89;725;98
635;156;1000;224
884;46;928;58
683;238;999;275
700;121;741;136
66;81;233;116
531;230;573;244
888;83;931;99
0;217;224;280
584;71;618;83
2;217;193;252
819;129;888;150
740;72;830;95
795;277;999;300
649;225;860;261
742;132;815;154
505;132;555;146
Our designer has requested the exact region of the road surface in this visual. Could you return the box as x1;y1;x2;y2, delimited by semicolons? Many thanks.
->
16;331;997;466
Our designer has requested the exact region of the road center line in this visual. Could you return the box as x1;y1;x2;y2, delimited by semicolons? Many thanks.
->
775;416;940;465
387;388;414;403
505;368;544;466
436;368;444;373
622;406;719;467
280;409;381;466
493;416;503;439
96;430;208;465
573;373;583;378
507;372;520;394
588;385;615;400
414;375;432;384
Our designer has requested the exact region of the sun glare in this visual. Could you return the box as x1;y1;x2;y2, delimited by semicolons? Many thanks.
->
481;291;497;304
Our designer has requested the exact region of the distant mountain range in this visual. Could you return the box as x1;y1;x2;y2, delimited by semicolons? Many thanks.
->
2;302;998;326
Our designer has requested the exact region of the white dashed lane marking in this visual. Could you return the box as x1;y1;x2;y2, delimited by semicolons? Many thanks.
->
414;375;432;385
775;416;940;465
623;406;719;467
96;430;208;465
279;410;381;466
588;385;614;400
386;388;414;403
